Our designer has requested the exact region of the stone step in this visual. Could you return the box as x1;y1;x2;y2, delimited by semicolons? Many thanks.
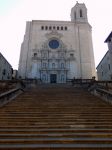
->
0;122;112;127
0;133;112;138
0;127;112;131
0;143;112;149
0;85;112;149
0;123;111;127
0;117;112;122
0;137;112;144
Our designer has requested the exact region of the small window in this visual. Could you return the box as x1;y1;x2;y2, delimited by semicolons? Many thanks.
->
53;26;56;30
80;9;83;17
61;26;63;30
65;26;67;30
70;54;74;57
41;26;44;30
45;26;48;30
34;53;37;57
102;72;103;76
49;26;52;30
2;69;6;75
57;26;59;30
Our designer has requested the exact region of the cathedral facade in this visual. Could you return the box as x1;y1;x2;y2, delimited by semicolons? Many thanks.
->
18;2;96;83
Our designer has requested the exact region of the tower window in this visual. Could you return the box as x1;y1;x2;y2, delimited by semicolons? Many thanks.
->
53;26;56;30
80;9;83;17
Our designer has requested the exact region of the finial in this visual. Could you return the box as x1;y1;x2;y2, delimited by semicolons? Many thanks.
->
76;1;78;3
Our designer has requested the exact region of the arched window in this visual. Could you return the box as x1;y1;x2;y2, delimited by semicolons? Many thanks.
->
65;26;67;30
45;26;48;30
42;52;47;58
61;26;63;30
80;9;83;17
52;63;55;69
49;26;52;30
41;26;44;30
61;75;64;82
57;26;59;30
61;63;64;69
42;74;46;81
43;63;47;68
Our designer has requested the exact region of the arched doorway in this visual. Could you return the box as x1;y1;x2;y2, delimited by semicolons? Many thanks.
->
50;74;57;83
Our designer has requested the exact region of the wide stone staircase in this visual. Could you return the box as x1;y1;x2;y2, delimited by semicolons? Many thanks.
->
0;84;112;149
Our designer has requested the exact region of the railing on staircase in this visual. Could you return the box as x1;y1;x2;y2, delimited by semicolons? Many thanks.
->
71;78;112;103
0;80;25;107
88;81;112;104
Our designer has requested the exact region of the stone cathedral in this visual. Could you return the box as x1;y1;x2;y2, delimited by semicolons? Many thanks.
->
18;2;96;83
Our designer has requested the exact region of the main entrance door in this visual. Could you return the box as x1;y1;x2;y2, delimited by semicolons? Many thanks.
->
50;74;57;83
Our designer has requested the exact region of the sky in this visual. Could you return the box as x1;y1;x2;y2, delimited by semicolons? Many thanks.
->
0;0;112;69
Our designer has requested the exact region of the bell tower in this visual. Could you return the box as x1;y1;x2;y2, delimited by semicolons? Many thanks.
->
71;2;88;23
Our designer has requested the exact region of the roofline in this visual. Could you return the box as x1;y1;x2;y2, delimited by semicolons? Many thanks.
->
29;20;91;28
32;20;72;23
0;52;12;68
104;31;112;43
96;50;109;69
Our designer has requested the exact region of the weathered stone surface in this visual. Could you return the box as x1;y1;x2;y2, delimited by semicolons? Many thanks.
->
18;2;96;83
